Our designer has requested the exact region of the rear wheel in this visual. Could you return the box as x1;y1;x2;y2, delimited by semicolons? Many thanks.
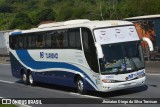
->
28;72;35;86
76;77;86;94
22;72;28;85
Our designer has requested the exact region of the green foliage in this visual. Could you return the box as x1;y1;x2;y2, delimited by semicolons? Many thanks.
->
0;104;18;107
32;8;55;25
0;0;160;30
0;4;13;14
44;0;60;7
9;12;32;30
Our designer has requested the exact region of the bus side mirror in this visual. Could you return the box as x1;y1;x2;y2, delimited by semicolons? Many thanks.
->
141;37;154;51
95;43;103;58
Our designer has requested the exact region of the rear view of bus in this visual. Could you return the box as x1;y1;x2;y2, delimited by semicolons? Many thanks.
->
94;21;145;92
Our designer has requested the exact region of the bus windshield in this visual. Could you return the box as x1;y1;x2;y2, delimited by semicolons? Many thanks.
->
99;41;144;74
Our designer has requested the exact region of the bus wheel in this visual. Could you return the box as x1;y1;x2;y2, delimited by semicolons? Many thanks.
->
76;77;86;94
22;72;28;85
28;72;35;86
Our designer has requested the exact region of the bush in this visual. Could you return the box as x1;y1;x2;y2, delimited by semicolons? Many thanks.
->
9;12;32;29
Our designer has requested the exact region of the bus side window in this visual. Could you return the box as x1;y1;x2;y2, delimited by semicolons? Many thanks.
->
18;37;24;49
51;31;58;48
68;30;76;48
28;36;32;48
28;33;36;49
23;36;27;49
57;31;64;48
14;36;22;49
9;36;16;49
45;32;52;48
14;37;19;49
68;28;81;49
62;30;68;48
36;33;45;48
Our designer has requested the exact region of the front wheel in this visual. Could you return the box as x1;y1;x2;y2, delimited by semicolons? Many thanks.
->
76;78;86;94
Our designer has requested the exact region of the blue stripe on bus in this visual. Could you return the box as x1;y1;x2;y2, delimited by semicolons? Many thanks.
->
10;52;95;90
11;32;22;36
15;50;98;90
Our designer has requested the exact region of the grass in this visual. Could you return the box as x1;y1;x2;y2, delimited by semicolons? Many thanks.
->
0;104;18;107
0;98;19;107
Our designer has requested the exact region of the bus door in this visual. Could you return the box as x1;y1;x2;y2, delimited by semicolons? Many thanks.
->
81;28;102;90
81;28;99;73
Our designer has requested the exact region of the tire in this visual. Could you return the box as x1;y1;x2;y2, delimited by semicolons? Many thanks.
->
76;77;86;94
28;72;35;86
22;72;29;85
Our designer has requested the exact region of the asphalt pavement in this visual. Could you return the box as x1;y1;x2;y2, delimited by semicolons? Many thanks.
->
0;64;160;107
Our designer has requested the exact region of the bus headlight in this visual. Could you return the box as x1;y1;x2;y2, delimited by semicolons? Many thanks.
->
102;79;115;83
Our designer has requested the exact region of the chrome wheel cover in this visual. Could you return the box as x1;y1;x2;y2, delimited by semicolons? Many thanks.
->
22;73;27;82
78;80;84;92
29;75;33;84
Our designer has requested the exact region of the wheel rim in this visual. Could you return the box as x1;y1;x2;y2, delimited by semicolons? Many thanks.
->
29;75;33;84
22;73;26;82
77;80;84;92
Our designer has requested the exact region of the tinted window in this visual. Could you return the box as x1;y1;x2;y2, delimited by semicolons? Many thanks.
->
57;30;68;48
51;31;58;48
28;33;36;49
9;36;16;49
9;28;82;50
82;28;99;73
9;35;27;49
45;32;52;48
36;33;45;48
18;36;24;49
68;29;81;49
23;35;27;49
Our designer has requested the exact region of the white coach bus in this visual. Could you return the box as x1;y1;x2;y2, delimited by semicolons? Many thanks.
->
9;19;145;94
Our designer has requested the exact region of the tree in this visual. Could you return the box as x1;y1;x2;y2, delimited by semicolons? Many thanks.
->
0;4;13;14
1;0;160;30
44;0;60;7
32;8;55;25
9;12;32;29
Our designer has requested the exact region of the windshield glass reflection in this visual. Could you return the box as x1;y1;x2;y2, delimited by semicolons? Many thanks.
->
100;41;144;74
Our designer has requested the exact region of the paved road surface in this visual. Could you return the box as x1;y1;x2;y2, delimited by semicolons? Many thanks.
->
0;64;160;107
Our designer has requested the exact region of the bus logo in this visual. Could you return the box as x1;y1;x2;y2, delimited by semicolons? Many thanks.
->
40;52;44;58
127;70;145;80
40;52;58;59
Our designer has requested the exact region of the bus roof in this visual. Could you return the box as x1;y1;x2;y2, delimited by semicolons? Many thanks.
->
124;14;160;21
10;20;133;35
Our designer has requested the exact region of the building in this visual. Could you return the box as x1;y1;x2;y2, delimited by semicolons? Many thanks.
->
0;31;10;55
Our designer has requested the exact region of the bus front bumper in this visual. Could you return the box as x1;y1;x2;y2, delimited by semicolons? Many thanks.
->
100;77;146;92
